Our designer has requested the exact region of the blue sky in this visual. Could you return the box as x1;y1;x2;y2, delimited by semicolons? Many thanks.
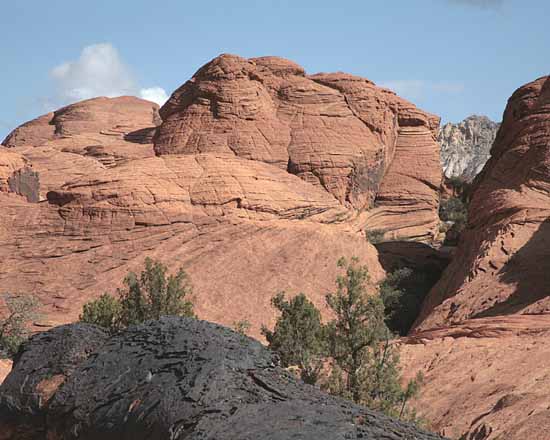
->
1;0;549;140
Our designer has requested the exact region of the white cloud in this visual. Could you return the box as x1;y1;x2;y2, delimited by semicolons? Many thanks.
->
51;43;136;101
378;80;464;101
50;43;168;106
139;87;169;106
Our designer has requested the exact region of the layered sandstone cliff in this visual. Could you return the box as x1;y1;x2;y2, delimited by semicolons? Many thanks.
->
155;55;442;241
0;54;441;336
416;76;550;329
401;76;550;440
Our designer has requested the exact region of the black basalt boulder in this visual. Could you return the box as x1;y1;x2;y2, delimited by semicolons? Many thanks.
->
0;317;446;440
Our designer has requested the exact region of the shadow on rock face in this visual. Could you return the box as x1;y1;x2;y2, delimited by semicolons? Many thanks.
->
473;218;550;318
0;317;445;440
375;241;450;275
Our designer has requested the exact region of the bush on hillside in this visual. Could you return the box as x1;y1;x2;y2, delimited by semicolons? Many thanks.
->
264;258;423;421
324;257;416;416
366;229;386;244
233;319;251;336
262;292;325;385
80;258;195;333
439;196;468;243
0;294;40;358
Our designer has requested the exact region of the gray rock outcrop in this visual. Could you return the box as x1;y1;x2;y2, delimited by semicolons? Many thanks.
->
438;115;499;181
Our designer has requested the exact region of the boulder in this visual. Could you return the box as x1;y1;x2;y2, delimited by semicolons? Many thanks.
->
0;318;445;440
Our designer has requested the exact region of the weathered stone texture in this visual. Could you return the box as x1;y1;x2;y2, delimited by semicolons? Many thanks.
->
0;55;442;335
0;318;445;440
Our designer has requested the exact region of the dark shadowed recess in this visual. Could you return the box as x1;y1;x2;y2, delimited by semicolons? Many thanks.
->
376;241;451;335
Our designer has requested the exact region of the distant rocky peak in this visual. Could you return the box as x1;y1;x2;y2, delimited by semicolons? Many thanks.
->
438;115;500;181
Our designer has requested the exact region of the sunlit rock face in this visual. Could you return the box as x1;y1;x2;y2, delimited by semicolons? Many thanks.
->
0;54;443;335
417;76;550;330
403;75;550;440
438;115;499;181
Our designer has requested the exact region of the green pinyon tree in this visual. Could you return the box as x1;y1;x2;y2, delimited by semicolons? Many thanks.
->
262;292;325;385
80;258;195;333
264;257;423;421
324;257;422;418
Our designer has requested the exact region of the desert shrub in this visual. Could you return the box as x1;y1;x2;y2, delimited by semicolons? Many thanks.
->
233;319;251;335
379;268;413;334
0;294;40;358
366;229;386;244
446;175;467;192
324;258;422;418
80;294;122;332
439;196;468;243
262;292;325;385
439;197;467;223
263;258;425;420
80;258;195;332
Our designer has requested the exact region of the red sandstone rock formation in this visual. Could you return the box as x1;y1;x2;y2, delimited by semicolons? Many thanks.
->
415;76;550;331
0;55;440;337
401;315;550;439
400;76;550;440
155;54;442;241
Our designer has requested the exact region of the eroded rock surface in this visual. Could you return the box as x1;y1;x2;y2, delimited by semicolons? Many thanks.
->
0;318;445;440
438;115;499;181
0;55;441;335
155;54;442;241
401;315;550;440
416;76;550;330
400;76;550;440
2;96;160;199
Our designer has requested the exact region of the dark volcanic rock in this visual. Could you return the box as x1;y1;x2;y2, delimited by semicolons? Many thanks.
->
0;318;445;440
0;324;109;439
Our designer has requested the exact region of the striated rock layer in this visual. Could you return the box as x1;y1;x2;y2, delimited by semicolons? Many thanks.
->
438;115;499;181
401;315;550;439
400;77;550;440
155;54;442;241
416;76;550;330
0;318;445;440
0;54;441;335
